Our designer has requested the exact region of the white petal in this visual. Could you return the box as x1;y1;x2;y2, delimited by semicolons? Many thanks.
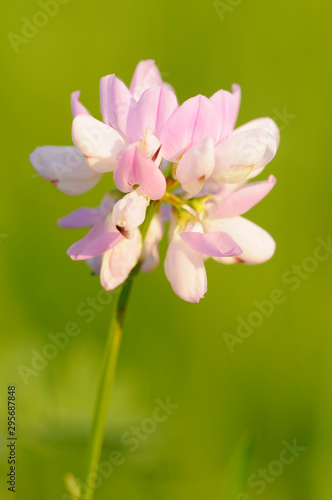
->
213;118;279;183
112;189;149;238
29;145;102;195
164;233;207;303
72;115;125;171
233;117;280;170
85;156;119;174
175;136;215;196
100;230;142;290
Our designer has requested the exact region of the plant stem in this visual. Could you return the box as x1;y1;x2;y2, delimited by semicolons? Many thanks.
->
79;202;158;500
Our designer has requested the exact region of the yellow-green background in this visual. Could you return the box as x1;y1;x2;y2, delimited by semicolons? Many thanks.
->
1;0;331;498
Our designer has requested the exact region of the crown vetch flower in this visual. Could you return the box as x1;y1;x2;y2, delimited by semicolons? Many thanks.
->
58;193;143;291
164;217;242;302
29;60;171;197
160;87;280;193
72;81;178;199
200;175;277;265
30;60;280;302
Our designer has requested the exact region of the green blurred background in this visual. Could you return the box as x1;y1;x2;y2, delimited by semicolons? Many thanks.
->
1;0;331;498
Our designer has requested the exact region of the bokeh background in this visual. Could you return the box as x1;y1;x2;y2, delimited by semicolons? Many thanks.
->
1;0;331;498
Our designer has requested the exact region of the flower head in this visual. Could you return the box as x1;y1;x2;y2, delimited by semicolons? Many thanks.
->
30;60;279;302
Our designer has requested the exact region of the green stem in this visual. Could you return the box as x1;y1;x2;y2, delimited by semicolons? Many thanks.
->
79;202;158;500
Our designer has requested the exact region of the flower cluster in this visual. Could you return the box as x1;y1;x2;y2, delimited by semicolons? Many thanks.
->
30;60;279;302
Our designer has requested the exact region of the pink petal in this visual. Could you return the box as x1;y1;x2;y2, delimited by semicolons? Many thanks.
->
113;147;166;200
71;91;90;118
205;216;275;265
58;193;116;228
58;207;104;228
164;235;207;303
100;74;134;134
113;147;136;193
134;149;166;200
129;59;163;100
210;84;241;142
180;231;242;257
72;115;125;171
216;175;277;218
67;221;123;260
29;146;102;195
154;86;178;137
160;94;218;161
126;85;178;142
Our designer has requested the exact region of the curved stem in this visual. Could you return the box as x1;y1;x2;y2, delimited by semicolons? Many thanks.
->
79;202;158;500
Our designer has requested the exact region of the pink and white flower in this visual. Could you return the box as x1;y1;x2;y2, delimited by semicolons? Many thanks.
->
29;91;102;196
160;86;280;194
163;175;277;302
58;193;142;290
30;60;174;198
72;63;178;200
200;175;277;265
30;60;280;303
165;217;242;302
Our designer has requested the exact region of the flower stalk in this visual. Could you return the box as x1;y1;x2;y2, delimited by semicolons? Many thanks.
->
79;203;157;500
